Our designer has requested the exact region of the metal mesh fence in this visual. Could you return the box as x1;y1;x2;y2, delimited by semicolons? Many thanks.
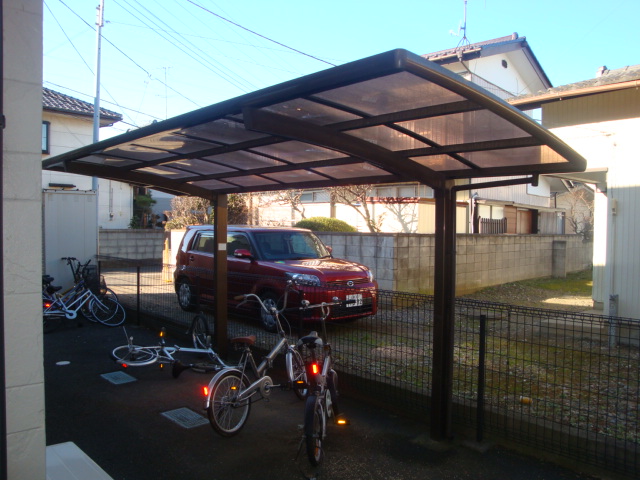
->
101;261;639;478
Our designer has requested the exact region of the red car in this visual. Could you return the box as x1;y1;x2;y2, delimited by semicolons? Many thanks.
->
173;225;378;331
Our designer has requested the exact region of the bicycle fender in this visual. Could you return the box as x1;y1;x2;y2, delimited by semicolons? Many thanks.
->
203;367;243;409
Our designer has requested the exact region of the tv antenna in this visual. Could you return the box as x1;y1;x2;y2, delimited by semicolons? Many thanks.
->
449;0;470;47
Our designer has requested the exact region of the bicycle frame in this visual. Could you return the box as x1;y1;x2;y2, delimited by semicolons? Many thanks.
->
204;283;302;408
113;326;231;372
44;281;93;319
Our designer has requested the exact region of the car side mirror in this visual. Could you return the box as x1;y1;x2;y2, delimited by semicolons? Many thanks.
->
326;246;333;254
233;249;254;260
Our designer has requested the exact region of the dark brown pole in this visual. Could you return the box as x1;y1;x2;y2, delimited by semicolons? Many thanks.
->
430;180;456;440
213;194;228;358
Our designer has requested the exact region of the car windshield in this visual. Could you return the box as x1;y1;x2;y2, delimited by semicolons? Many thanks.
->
253;231;330;261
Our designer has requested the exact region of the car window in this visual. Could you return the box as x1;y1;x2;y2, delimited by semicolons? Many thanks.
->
227;233;252;256
193;233;214;253
254;231;329;260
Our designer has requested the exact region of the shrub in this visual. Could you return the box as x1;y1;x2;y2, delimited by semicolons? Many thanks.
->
295;217;356;232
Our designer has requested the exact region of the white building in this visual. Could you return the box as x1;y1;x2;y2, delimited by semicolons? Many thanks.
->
512;64;640;317
42;87;130;230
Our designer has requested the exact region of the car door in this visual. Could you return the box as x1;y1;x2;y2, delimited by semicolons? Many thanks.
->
186;231;216;302
226;232;256;301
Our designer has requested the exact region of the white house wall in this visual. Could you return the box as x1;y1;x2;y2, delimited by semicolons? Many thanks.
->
42;111;132;228
551;118;640;318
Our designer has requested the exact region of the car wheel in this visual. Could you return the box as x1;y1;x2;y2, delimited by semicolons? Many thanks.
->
258;291;279;333
177;278;197;311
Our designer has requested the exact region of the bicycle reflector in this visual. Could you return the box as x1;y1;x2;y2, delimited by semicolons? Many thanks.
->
202;386;209;397
336;414;350;426
43;301;52;309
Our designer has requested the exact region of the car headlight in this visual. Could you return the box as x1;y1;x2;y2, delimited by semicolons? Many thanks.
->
286;273;321;286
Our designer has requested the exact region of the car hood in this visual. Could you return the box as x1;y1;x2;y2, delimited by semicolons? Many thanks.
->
263;258;370;279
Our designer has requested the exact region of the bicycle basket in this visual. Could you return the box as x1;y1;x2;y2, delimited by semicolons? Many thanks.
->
82;266;105;295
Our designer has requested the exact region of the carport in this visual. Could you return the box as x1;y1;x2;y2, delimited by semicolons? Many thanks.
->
42;49;586;441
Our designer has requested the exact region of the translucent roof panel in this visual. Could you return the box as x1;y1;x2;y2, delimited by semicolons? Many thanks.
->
43;49;586;197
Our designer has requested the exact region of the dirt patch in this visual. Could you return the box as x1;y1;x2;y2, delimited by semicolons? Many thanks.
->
460;282;594;312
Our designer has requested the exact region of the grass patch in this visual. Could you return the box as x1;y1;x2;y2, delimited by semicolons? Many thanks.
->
513;269;592;295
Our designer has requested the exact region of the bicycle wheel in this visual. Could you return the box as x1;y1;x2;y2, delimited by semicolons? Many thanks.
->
111;345;158;366
191;314;210;349
286;348;308;400
207;371;251;437
90;296;126;326
327;369;340;418
304;394;325;466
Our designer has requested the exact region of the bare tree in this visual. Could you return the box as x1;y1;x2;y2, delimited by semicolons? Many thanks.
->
328;185;383;233
558;184;594;241
165;196;211;228
271;189;306;220
377;197;419;233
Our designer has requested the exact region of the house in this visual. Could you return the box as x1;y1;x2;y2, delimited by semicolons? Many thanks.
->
256;34;568;234
511;63;640;317
42;87;130;229
42;87;130;287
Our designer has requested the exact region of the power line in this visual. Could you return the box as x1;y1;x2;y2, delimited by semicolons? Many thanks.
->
185;0;337;67
56;0;202;109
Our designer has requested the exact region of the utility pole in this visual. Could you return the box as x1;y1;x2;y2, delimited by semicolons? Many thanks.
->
92;0;104;190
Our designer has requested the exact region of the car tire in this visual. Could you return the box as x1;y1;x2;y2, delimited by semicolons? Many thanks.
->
176;277;197;311
258;291;279;333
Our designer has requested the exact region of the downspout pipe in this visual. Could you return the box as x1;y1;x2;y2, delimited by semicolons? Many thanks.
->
0;1;8;476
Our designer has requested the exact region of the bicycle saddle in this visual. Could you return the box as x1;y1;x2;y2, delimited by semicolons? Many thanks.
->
230;335;256;346
298;331;323;349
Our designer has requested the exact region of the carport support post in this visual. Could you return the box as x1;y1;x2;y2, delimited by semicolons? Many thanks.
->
213;194;228;358
430;181;456;441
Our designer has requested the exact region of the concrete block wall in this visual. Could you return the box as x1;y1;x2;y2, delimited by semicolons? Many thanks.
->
319;232;592;295
99;229;165;261
99;230;592;295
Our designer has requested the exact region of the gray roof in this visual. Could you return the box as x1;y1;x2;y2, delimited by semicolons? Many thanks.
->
43;87;122;123
422;33;552;90
423;33;524;61
509;64;640;108
534;64;640;95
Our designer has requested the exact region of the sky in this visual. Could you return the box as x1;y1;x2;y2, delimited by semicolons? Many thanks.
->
43;0;639;139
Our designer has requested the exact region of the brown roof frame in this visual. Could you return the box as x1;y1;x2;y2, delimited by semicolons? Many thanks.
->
43;49;586;199
42;48;587;443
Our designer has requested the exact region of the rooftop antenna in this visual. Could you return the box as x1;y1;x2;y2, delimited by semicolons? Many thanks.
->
449;0;470;48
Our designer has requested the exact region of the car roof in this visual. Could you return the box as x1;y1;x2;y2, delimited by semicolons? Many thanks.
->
187;225;311;234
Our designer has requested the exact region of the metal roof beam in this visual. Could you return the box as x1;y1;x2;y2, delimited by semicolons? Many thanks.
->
243;107;446;190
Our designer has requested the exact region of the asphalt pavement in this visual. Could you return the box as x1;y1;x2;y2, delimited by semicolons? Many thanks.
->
44;318;605;480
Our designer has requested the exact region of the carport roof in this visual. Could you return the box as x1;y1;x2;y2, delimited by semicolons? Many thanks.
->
42;49;586;197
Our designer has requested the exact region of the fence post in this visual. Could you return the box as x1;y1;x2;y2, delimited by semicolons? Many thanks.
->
477;314;486;443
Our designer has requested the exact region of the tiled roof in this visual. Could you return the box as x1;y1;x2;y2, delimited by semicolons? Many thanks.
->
509;64;640;105
422;33;522;61
538;64;640;94
43;87;122;121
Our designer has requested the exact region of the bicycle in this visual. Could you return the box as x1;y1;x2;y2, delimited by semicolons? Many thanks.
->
110;314;225;377
296;298;349;466
43;275;126;330
61;256;118;303
203;283;308;437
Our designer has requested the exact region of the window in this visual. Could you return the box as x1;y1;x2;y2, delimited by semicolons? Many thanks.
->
42;121;50;154
300;190;330;203
194;233;214;253
226;233;251;256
